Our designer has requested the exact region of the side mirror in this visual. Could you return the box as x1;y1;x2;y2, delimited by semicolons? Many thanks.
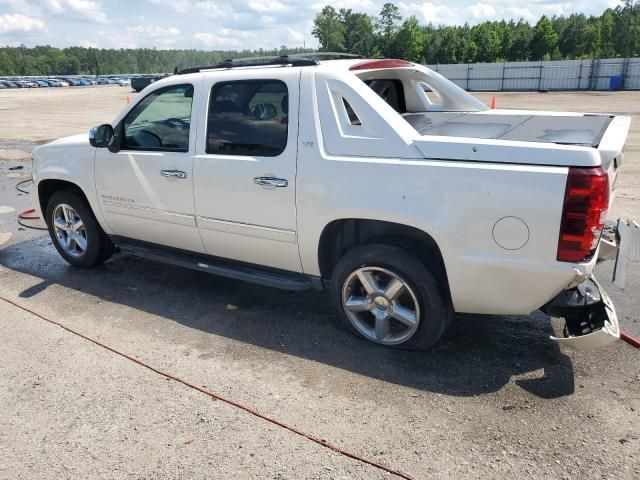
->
89;124;114;148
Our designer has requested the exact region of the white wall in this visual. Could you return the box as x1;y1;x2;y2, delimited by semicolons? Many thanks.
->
427;58;640;91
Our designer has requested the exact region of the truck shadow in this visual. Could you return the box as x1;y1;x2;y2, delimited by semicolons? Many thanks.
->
1;237;574;399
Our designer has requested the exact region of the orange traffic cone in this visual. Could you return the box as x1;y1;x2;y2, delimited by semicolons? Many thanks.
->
127;95;132;104
490;95;496;109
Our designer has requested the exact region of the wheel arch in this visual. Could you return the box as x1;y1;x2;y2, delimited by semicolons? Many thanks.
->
317;218;452;305
38;179;92;223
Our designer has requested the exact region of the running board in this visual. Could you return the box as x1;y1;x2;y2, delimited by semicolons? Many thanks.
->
112;237;315;291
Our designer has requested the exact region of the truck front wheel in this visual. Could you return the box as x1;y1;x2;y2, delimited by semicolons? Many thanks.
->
330;244;449;350
45;190;113;268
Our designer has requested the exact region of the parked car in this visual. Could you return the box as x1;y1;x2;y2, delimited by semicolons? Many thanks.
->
77;78;91;86
30;56;634;351
131;76;160;92
35;80;49;87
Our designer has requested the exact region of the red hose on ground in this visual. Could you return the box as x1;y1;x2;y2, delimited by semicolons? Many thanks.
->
16;208;47;230
18;207;40;220
0;294;415;480
620;331;640;348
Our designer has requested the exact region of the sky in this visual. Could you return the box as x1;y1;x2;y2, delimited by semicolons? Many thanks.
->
0;0;623;51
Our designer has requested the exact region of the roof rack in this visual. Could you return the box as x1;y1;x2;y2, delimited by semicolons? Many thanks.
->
175;55;319;75
292;52;364;60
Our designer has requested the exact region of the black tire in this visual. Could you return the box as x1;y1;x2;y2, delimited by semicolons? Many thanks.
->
330;244;449;350
45;189;113;268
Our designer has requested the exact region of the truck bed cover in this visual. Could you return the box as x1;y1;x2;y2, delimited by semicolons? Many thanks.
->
403;112;613;147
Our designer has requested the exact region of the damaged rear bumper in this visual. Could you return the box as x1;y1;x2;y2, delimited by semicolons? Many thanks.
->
542;276;620;350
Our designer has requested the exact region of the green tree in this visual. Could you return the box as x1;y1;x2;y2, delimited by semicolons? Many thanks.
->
620;0;640;57
312;6;345;51
0;51;15;75
472;22;502;62
457;24;478;62
340;9;374;56
378;2;401;57
509;20;532;60
396;16;423;62
530;16;559;59
585;21;601;58
435;26;460;63
600;9;615;57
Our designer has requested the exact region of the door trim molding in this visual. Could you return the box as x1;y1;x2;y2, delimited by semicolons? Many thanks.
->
102;200;196;227
197;216;297;243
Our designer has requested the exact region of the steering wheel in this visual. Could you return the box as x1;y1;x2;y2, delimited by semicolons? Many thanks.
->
164;117;189;129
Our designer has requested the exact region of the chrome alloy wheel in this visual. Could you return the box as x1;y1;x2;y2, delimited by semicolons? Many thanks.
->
341;266;420;345
52;204;87;258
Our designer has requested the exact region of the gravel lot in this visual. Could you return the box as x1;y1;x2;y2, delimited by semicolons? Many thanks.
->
0;86;639;479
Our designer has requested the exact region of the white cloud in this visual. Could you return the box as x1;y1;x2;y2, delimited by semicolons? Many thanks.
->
193;29;255;48
0;13;45;33
128;24;180;37
285;27;305;44
248;0;287;13
465;3;497;21
127;24;182;47
146;0;190;13
310;0;375;10
147;0;236;19
0;0;108;23
399;2;460;25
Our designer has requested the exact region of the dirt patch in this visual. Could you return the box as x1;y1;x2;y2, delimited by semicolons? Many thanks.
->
0;86;134;142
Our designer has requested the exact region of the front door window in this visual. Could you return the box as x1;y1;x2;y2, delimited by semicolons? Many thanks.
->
123;84;194;152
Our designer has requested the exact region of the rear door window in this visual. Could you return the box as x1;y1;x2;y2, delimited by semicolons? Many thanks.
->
207;80;288;157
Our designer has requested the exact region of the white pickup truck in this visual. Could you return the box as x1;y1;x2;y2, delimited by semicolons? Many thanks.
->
31;55;634;351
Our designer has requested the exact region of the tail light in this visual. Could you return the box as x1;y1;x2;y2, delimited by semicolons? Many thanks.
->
557;166;609;262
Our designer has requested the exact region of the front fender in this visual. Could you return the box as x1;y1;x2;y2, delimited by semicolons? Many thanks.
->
31;136;112;234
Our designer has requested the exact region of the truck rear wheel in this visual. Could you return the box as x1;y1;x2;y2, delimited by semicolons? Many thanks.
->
45;190;113;268
330;244;449;350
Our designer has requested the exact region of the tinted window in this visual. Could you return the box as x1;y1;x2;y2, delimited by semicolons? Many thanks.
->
207;80;288;157
342;98;362;125
365;79;406;113
123;84;193;152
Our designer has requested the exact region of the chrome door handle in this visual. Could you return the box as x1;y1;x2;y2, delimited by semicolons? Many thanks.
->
253;177;288;187
161;169;187;179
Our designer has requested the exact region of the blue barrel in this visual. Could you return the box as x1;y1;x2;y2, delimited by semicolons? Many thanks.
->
609;75;623;90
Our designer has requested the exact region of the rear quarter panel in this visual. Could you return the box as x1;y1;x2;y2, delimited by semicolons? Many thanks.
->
297;70;585;315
